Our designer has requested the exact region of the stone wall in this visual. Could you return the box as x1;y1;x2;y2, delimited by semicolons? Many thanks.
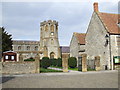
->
70;34;79;60
78;45;86;55
2;61;40;74
13;41;39;52
62;53;69;72
110;35;120;70
70;33;86;66
85;12;111;70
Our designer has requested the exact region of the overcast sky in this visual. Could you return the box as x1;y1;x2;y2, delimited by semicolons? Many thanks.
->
1;0;119;46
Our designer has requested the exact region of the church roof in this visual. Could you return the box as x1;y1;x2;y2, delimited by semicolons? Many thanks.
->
97;12;120;34
74;33;86;45
60;46;70;53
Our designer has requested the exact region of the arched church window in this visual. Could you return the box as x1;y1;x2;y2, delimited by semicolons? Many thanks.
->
50;52;55;59
45;25;48;31
27;46;30;51
18;46;21;51
50;25;54;32
35;46;38;51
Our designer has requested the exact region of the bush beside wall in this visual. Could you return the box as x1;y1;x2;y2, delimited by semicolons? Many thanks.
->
40;57;51;69
68;57;77;68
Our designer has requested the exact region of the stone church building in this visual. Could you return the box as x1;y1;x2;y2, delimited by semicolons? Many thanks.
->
86;2;120;70
70;32;86;61
12;20;69;60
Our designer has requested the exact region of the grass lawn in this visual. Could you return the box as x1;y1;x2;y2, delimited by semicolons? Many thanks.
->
40;68;63;73
50;66;63;69
87;68;96;71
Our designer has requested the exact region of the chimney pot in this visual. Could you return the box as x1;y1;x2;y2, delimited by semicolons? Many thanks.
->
94;2;98;12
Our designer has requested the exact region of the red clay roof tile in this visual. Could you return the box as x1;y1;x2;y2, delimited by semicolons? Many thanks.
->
74;33;86;44
97;12;120;34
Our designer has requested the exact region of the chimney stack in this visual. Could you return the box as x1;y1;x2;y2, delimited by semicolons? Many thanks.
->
93;2;98;12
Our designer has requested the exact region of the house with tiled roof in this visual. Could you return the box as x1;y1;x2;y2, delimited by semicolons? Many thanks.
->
86;2;120;70
70;32;86;62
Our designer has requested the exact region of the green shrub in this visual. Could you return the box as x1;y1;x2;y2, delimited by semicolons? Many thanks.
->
24;57;35;61
41;57;51;69
68;57;77;68
50;58;57;66
24;59;35;61
50;58;62;67
57;58;62;67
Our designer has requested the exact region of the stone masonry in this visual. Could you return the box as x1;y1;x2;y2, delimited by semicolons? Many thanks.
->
40;20;61;59
95;56;101;71
62;54;69;72
81;54;87;72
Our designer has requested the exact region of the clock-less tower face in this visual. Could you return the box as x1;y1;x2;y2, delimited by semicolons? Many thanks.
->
40;20;60;59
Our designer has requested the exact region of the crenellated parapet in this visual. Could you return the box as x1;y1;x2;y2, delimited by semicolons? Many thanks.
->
40;20;58;26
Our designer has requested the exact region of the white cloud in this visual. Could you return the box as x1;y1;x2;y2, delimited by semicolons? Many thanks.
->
0;2;2;27
2;1;119;45
1;0;119;3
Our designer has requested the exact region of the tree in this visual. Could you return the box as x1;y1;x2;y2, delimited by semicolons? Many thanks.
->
1;27;12;53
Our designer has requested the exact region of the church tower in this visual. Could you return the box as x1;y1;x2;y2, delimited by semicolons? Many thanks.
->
40;20;61;59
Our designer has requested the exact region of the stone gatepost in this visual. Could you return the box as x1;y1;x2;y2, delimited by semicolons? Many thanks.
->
95;56;100;71
19;53;23;62
35;54;40;73
81;54;87;72
62;54;69;72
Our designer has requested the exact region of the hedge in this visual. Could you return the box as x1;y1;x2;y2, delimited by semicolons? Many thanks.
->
50;58;62;67
40;57;51;69
40;57;62;68
57;58;62;67
24;59;35;61
24;57;35;61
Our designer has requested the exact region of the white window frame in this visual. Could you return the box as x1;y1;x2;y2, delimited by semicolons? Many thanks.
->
11;56;14;60
5;55;8;60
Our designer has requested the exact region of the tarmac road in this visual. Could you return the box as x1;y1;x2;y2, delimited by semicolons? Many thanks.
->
2;70;119;88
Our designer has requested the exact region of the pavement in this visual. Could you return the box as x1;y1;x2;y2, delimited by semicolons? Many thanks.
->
1;70;119;88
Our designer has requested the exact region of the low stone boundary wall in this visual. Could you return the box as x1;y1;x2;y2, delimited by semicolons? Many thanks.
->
1;61;39;74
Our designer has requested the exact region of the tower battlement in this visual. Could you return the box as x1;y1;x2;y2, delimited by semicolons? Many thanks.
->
40;20;58;26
